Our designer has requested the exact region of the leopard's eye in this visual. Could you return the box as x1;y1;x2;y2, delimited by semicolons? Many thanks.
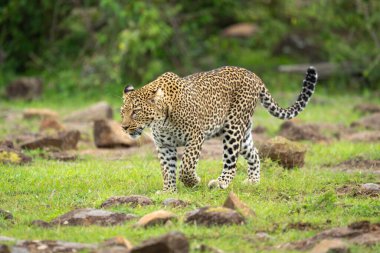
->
131;111;137;119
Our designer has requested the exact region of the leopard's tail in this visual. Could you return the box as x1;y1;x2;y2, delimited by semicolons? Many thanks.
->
260;66;317;119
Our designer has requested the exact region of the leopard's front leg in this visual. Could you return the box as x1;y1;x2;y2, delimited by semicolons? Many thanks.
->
156;145;178;192
179;135;204;188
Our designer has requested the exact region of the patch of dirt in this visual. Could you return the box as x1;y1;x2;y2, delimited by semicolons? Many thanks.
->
354;103;380;114
351;112;380;131
336;183;380;198
285;222;319;231
329;157;380;174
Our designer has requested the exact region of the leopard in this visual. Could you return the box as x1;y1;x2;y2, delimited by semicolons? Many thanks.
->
120;66;317;192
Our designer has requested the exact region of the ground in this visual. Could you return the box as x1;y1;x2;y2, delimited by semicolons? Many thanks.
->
0;91;380;252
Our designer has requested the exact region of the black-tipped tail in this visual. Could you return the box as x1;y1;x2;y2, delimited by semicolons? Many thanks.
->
260;66;317;119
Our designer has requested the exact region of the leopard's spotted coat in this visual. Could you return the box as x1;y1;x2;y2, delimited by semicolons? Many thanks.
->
121;66;317;192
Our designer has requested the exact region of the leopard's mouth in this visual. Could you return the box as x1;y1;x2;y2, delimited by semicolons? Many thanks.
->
129;127;144;139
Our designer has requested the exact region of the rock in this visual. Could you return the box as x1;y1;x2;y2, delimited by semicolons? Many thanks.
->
23;108;58;120
13;240;96;253
196;244;225;253
0;245;10;253
162;198;188;208
0;236;16;243
286;222;317;231
185;207;245;226
0;209;13;220
361;183;380;191
20;130;80;150
40;118;65;132
255;232;272;241
259;136;306;169
278;121;329;142
343;131;380;142
223;192;255;219
0;141;32;165
252;125;267;134
64;101;113;122
222;23;258;38
276;221;380;251
31;220;51;228
351;113;380;131
130;231;189;253
6;77;43;100
101;195;153;208
97;236;133;253
135;210;176;228
354;103;380;114
94;119;152;148
48;152;77;161
310;239;348;253
33;208;137;227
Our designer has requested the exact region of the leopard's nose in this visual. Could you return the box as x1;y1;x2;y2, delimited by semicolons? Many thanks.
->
122;125;129;131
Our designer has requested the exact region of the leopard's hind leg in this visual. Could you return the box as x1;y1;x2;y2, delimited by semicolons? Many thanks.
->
208;116;244;189
240;124;260;184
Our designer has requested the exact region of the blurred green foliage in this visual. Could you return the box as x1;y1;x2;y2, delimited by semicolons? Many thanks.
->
0;0;379;95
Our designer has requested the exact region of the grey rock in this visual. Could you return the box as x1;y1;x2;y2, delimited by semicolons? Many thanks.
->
361;183;380;191
185;207;245;226
0;209;13;220
101;195;153;208
162;198;188;208
130;231;189;253
33;208;137;227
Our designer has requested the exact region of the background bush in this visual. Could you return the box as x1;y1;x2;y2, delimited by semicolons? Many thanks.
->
0;0;379;97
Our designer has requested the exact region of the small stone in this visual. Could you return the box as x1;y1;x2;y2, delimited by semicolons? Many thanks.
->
31;220;51;228
259;136;307;169
0;245;10;253
222;23;258;38
162;198;188;208
64;101;113;122
93;120;152;148
34;208;137;227
197;244;225;253
100;195;153;208
23;108;58;120
97;236;133;253
135;210;176;228
130;231;189;253
0;141;32;165
185;207;245;226
6;77;43;100
13;240;96;253
0;236;16;243
48;152;77;161
310;239;348;253
0;209;12;221
255;232;272;241
40;118;65;132
223;192;256;219
20;130;80;150
361;183;380;191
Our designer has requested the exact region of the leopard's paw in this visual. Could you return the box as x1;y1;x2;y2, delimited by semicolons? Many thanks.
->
181;175;201;188
243;178;260;185
208;179;228;189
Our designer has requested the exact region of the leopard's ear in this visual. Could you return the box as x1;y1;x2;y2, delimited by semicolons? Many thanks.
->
149;87;164;104
123;85;134;94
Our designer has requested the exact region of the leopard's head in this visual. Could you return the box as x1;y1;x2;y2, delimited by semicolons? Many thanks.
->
121;84;167;138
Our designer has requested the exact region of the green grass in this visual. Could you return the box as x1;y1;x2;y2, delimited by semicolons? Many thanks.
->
1;91;380;252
